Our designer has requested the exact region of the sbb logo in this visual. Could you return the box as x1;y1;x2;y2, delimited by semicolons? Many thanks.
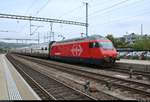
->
71;44;83;56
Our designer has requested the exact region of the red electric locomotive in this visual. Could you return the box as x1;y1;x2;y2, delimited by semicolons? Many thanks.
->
49;35;118;65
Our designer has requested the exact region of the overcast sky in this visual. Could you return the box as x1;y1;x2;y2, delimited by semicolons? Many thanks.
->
0;0;150;43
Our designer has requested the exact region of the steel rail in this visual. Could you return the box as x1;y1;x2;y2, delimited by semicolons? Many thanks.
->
7;55;56;100
7;54;96;100
14;54;150;99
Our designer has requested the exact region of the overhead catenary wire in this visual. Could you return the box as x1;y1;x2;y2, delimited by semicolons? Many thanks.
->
88;0;143;20
89;0;129;16
24;0;38;16
88;0;109;9
74;0;130;21
16;0;37;24
50;1;110;33
58;5;83;19
86;0;144;22
29;0;51;37
18;0;40;33
1;0;149;41
59;0;108;19
57;4;83;37
89;11;150;37
92;10;150;27
88;0;149;26
86;0;149;35
19;0;51;34
35;0;52;16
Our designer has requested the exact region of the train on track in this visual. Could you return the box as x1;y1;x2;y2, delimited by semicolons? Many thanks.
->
12;35;118;65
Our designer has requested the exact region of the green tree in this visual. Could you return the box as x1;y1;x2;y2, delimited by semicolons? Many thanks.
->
106;34;116;46
133;37;150;50
106;34;129;48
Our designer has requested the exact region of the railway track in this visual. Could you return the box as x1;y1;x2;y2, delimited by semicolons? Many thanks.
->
7;55;55;100
13;54;150;99
6;54;96;100
105;66;150;80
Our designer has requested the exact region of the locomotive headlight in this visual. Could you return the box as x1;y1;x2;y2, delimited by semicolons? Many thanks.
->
104;56;109;62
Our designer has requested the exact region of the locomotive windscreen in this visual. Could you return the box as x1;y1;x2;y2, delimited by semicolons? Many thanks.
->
99;42;114;49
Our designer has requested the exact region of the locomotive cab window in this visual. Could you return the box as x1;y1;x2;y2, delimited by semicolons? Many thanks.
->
89;42;93;48
89;42;99;48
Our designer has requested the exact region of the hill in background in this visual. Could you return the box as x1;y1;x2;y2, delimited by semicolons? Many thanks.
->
0;42;34;53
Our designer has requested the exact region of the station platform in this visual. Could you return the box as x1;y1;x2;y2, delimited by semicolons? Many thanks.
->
116;59;150;65
116;59;150;72
0;54;40;100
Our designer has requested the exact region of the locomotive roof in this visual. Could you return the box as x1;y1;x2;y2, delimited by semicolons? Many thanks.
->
56;35;108;43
